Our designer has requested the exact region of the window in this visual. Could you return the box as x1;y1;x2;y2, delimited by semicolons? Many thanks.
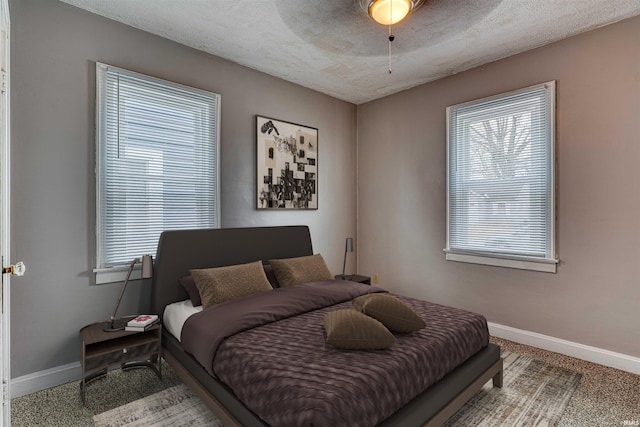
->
445;82;557;273
95;63;220;281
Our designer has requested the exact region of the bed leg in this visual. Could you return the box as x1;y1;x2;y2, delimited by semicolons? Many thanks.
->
492;359;504;388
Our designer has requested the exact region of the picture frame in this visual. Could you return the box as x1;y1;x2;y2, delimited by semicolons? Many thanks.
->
256;115;318;210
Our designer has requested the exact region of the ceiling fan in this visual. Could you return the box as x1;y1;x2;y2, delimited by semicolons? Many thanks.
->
359;0;427;72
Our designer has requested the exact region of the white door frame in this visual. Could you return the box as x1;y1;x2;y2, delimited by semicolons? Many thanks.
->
0;0;10;425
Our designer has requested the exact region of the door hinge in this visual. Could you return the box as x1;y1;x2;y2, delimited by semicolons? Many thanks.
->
0;71;6;94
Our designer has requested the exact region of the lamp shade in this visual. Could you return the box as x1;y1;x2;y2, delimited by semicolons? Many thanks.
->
346;237;354;253
141;254;153;278
368;0;412;25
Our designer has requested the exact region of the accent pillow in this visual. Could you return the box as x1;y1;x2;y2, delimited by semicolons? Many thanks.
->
190;261;272;309
324;309;395;350
269;254;333;287
179;275;202;307
352;294;426;333
263;264;280;288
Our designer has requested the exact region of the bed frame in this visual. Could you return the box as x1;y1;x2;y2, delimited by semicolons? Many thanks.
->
151;226;503;426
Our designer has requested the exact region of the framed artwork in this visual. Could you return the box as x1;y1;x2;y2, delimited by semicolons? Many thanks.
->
256;115;318;210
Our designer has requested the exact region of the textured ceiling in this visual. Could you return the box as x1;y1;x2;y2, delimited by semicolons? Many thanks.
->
60;0;640;104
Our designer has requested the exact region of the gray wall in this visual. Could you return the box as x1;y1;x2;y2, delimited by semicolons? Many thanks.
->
357;15;640;358
10;0;357;378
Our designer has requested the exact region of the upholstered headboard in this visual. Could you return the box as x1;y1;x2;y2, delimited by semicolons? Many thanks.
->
150;226;313;316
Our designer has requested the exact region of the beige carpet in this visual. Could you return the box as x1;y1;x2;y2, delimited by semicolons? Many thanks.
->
93;351;580;427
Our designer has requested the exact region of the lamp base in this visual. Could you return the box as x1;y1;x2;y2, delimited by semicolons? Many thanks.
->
103;321;126;332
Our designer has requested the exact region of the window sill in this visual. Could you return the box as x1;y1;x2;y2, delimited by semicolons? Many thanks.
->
93;265;144;284
445;251;558;273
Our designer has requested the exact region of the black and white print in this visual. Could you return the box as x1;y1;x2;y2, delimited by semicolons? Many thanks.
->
256;116;318;209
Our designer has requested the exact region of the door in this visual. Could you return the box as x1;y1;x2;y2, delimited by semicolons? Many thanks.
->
0;1;9;425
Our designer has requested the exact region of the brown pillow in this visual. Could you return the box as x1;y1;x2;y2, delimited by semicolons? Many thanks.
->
324;309;395;350
179;275;202;307
353;294;426;333
268;254;333;287
190;261;272;309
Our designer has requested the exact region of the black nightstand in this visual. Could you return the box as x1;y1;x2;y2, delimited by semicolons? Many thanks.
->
79;317;162;403
335;274;371;285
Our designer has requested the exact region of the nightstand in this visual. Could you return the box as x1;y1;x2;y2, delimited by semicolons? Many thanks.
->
335;274;371;285
79;317;162;403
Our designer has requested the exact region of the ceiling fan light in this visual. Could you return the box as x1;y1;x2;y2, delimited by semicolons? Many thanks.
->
368;0;412;26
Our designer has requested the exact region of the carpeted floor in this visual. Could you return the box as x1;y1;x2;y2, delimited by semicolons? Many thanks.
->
11;338;640;426
12;360;183;427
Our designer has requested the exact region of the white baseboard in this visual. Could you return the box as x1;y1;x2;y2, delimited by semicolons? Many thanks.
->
10;361;81;398
488;322;640;375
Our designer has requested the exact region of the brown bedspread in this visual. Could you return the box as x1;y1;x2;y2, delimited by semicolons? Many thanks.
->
181;280;384;375
182;281;489;427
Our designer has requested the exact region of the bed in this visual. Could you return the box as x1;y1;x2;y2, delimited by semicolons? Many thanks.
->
150;225;503;426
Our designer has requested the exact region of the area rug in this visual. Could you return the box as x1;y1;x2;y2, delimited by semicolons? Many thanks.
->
93;351;580;427
445;351;582;426
93;384;222;427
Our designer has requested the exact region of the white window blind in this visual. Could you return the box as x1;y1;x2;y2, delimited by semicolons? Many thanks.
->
96;63;220;270
445;82;557;272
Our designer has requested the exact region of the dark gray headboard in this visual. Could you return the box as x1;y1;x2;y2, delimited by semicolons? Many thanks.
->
151;226;313;316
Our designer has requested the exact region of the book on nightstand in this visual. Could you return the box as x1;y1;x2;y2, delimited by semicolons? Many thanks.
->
125;314;159;332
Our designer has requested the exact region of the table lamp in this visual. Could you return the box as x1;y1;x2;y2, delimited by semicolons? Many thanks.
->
340;237;354;279
104;255;153;332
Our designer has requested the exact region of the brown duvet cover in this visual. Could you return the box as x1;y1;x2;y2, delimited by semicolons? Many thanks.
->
181;280;489;427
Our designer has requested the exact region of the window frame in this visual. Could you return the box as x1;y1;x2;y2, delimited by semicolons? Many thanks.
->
445;81;558;273
94;63;221;283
